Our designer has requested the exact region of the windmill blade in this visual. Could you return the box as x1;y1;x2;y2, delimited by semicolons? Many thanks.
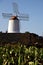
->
18;17;29;21
12;2;19;15
19;13;29;17
18;16;29;21
18;13;29;21
2;13;13;18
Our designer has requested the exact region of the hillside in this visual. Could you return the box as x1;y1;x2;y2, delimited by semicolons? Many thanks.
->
0;32;43;47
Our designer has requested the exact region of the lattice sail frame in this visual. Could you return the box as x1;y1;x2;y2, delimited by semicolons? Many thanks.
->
2;2;29;21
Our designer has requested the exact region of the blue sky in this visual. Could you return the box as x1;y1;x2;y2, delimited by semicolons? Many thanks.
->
0;0;43;36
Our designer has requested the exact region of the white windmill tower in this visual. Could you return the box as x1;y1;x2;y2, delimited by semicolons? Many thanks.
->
2;2;29;33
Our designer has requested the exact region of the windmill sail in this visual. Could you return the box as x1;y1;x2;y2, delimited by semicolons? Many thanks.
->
2;13;13;18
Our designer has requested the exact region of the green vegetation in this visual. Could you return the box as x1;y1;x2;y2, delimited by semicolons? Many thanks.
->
0;43;43;65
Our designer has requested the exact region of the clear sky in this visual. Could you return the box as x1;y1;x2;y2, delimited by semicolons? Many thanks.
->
0;0;43;36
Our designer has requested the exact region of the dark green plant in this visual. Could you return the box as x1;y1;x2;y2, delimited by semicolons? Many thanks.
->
0;44;43;65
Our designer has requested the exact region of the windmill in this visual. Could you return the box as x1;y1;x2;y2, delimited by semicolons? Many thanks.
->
2;2;29;33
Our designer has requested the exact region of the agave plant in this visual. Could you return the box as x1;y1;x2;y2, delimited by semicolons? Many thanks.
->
0;43;43;65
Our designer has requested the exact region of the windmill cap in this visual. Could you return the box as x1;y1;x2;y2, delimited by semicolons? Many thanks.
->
10;16;18;20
